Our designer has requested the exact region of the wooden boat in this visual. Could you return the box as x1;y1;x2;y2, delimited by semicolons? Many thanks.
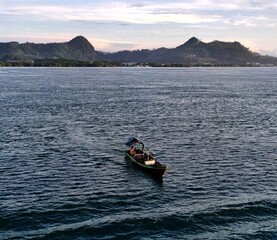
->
124;137;167;179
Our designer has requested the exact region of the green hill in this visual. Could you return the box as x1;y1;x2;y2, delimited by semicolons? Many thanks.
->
1;36;276;66
0;36;96;62
105;37;277;65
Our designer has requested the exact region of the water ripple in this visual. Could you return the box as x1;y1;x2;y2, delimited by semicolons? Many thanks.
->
1;67;276;239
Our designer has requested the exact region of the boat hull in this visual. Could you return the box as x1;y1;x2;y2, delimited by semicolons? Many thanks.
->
125;151;167;179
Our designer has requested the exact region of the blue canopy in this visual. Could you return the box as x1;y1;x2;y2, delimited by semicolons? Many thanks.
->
125;137;144;147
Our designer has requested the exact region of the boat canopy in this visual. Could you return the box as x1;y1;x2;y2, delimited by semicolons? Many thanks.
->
125;137;144;148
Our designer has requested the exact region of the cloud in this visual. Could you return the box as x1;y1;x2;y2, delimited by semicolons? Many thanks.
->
1;2;223;24
2;1;276;30
249;0;276;8
129;3;146;8
2;0;276;28
1;0;276;53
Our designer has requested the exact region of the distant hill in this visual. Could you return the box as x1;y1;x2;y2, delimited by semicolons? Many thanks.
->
1;36;277;66
0;36;96;62
103;37;277;65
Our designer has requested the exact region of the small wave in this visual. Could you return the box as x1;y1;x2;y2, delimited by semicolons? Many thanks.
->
1;67;277;240
2;199;275;240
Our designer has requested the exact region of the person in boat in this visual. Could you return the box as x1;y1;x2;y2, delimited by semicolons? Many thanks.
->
130;146;136;156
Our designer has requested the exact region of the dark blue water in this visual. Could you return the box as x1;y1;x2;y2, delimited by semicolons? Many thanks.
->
0;67;276;240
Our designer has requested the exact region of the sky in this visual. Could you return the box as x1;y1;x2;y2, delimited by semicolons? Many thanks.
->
1;0;277;56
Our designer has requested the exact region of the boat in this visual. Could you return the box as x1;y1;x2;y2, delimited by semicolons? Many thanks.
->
124;137;167;179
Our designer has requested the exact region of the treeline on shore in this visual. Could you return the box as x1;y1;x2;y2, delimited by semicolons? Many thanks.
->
0;59;269;67
0;59;122;67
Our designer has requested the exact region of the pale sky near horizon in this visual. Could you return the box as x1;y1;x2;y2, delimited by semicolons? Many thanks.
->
1;0;277;56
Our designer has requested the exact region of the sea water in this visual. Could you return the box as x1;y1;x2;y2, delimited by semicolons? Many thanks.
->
0;67;276;239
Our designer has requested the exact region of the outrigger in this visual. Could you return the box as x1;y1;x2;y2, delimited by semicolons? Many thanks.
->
124;137;167;179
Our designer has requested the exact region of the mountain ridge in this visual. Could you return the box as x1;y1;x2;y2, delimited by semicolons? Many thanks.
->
1;36;276;66
0;35;95;62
